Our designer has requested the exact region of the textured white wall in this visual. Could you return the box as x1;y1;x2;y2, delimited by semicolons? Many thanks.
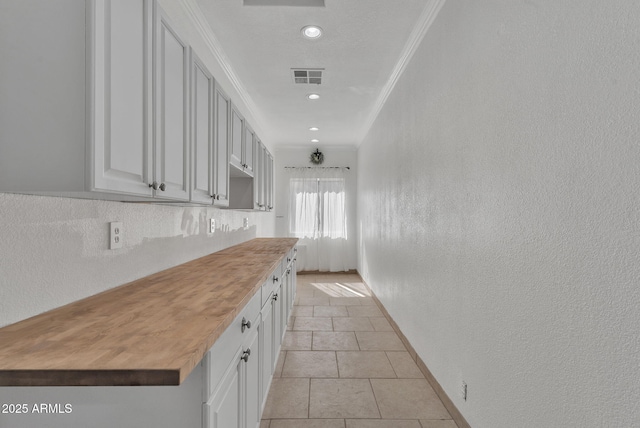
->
357;1;640;427
0;193;274;327
274;146;358;270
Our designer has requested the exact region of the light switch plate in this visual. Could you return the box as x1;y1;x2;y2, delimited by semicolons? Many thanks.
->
210;218;216;234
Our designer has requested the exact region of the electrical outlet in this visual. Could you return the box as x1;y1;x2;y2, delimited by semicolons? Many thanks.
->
461;381;468;401
210;219;216;234
243;218;249;229
109;222;123;249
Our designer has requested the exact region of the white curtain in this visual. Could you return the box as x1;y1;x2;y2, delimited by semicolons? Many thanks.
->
287;167;349;272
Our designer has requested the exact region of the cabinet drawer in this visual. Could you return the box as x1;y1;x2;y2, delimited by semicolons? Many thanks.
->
261;271;280;308
203;289;260;401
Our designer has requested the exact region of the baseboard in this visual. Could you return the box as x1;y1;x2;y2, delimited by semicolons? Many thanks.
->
297;269;359;275
363;277;471;428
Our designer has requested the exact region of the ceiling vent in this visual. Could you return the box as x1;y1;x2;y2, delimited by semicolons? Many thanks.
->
292;68;324;85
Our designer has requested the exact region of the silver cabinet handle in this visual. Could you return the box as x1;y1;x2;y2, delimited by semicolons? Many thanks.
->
159;183;166;191
240;349;251;362
149;181;158;190
272;293;278;302
241;317;252;333
273;276;279;283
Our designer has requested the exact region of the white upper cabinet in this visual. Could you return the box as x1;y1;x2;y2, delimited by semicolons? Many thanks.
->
230;106;244;173
153;4;190;201
0;0;272;209
229;105;256;178
90;0;153;197
243;125;255;177
254;141;265;210
266;151;274;211
190;49;214;204
214;85;231;207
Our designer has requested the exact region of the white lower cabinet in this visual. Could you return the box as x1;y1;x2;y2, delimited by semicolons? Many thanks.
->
204;248;296;428
244;326;261;428
0;247;296;428
205;347;242;428
260;287;275;403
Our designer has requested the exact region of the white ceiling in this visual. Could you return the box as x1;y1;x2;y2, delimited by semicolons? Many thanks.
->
194;0;432;148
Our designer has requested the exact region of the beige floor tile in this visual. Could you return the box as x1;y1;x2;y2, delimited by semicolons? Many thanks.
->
347;305;384;317
332;317;375;332
296;288;316;302
309;378;380;419
356;297;378;306
346;420;422;428
343;282;371;296
282;331;313;350
270;419;345;428
330;297;363;306
298;297;331;306
312;332;359;351
282;351;338;378
262;378;310;419
337;351;396;378
293;317;334;331
273;351;286;378
355;332;406;351
370;379;451;420
311;282;359;297
260;420;271;428
419;421;458;428
386;352;424;378
297;273;317;283
314;305;349;317
292;305;314;317
369;317;394;332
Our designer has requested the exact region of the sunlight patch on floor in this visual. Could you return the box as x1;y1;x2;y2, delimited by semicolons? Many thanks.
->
310;282;370;297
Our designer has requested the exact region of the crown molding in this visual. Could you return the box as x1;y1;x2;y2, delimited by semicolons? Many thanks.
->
357;0;447;147
180;0;266;137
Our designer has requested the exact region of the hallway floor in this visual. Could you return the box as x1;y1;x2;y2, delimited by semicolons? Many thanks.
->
261;273;458;428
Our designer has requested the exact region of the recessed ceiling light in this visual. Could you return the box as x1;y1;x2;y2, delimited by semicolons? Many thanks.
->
307;93;320;100
301;25;323;39
311;139;319;143
309;127;319;131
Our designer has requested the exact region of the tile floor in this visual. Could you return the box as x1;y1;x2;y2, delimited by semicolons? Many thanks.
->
261;273;458;428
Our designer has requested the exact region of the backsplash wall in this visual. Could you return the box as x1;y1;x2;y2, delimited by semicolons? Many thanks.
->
0;193;275;327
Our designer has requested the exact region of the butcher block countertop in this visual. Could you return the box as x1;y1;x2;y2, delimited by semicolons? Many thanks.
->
0;238;298;387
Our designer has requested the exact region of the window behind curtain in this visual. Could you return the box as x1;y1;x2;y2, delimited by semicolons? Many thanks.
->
289;177;347;239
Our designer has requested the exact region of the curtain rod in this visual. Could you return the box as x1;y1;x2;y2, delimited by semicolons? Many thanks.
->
284;166;350;169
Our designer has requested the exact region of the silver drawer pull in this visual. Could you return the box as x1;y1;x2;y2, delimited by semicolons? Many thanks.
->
241;317;252;333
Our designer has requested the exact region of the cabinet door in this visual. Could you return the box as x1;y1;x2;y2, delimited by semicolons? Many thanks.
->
243;125;255;177
230;106;244;172
214;86;230;207
205;348;242;428
260;296;274;401
253;141;264;210
266;152;274;211
190;49;214;204
244;328;261;428
154;4;189;201
90;0;153;197
272;283;283;371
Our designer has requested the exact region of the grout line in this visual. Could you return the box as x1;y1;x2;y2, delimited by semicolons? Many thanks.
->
368;377;383;419
307;376;311;419
384;351;399;379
